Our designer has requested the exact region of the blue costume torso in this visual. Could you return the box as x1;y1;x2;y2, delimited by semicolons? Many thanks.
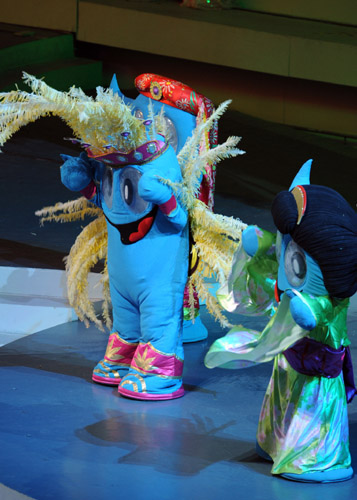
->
105;208;188;354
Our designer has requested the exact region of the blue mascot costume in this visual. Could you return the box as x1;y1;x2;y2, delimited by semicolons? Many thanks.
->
61;132;189;400
110;73;219;343
206;160;357;482
69;73;219;391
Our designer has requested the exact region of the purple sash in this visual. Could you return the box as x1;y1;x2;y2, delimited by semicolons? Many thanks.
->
283;337;357;403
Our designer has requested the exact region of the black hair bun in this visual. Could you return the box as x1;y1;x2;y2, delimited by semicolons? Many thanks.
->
271;191;297;234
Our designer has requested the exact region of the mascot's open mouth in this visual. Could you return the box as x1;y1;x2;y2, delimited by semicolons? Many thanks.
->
104;206;158;245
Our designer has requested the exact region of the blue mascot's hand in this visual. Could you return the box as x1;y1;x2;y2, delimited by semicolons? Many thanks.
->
242;226;259;257
139;170;173;206
285;289;317;330
60;152;94;192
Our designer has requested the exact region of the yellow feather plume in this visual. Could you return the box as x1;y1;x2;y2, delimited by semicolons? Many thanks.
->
0;72;146;152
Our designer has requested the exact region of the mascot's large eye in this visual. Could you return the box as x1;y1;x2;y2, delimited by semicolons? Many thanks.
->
102;166;113;209
163;117;178;153
284;240;307;287
120;167;149;214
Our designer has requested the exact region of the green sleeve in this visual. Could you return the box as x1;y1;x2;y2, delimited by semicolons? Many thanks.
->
298;293;350;348
219;227;278;317
246;228;278;300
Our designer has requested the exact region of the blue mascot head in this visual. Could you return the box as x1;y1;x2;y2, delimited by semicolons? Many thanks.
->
272;160;357;299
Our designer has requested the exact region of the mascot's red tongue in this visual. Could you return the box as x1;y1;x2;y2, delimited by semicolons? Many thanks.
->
129;216;154;243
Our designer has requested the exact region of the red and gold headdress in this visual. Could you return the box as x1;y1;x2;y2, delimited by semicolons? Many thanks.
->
135;73;218;209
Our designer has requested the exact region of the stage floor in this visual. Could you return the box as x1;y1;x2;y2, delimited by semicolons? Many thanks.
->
1;288;357;500
0;303;356;500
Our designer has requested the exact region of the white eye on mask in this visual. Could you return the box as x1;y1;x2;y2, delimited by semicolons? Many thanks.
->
284;239;307;288
120;167;149;214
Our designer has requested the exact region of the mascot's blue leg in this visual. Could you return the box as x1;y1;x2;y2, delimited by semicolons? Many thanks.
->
183;316;208;343
92;291;141;386
118;283;185;400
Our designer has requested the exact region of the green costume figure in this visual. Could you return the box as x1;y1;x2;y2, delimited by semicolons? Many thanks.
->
205;160;357;482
